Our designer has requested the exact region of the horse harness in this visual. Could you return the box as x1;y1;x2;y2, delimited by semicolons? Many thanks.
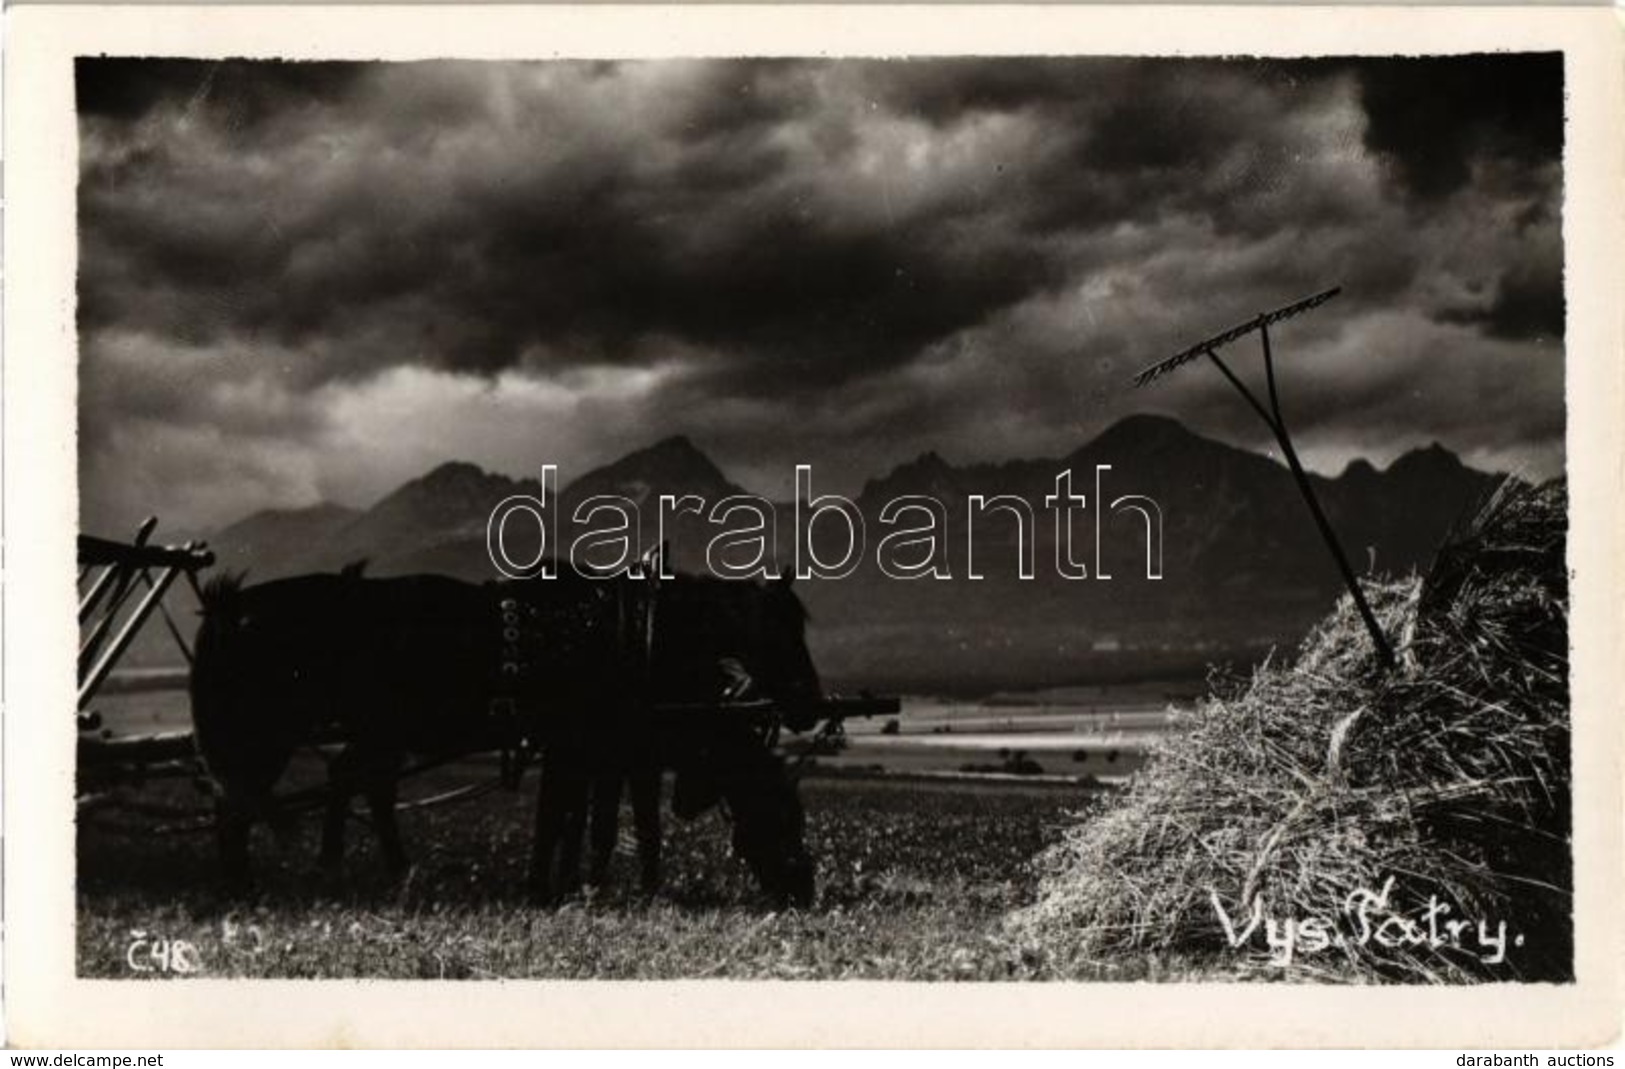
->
486;572;657;788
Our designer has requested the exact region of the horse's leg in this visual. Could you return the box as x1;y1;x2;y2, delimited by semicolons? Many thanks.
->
212;734;300;892
215;792;255;892
362;754;409;877
630;759;662;896
318;748;362;875
556;755;589;898
527;757;553;902
529;748;570;903
587;768;622;888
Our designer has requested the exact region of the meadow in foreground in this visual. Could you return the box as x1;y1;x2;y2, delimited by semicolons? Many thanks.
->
78;771;1144;980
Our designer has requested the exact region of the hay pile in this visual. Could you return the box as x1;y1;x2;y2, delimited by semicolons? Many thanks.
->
1009;478;1570;982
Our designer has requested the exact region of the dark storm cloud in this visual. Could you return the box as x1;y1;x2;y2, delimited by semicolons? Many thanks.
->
420;164;1050;390
867;58;1309;236
1479;259;1565;342
76;54;1566;531
1438;255;1565;342
76;57;365;124
80;58;1056;394
1354;52;1563;202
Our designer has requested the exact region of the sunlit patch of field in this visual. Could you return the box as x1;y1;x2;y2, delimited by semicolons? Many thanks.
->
79;766;1190;980
800;686;1196;781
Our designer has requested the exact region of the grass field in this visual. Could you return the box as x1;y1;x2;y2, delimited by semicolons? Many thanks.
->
78;763;1165;980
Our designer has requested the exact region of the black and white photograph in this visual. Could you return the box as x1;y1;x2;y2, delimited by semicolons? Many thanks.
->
6;2;1624;1049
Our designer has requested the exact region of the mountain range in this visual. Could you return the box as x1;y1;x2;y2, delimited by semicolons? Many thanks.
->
204;415;1509;692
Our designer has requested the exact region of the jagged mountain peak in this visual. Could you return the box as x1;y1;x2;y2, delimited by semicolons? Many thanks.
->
860;448;970;504
892;449;956;477
563;434;741;505
1076;413;1215;461
417;459;488;482
642;433;702;456
375;459;543;503
1386;441;1469;478
1340;457;1380;480
216;500;357;535
607;434;730;480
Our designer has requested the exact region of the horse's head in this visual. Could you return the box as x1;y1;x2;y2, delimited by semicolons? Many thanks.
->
190;571;358;796
654;571;820;906
710;726;816;909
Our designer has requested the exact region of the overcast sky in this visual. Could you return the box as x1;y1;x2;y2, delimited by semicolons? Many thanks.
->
76;54;1564;533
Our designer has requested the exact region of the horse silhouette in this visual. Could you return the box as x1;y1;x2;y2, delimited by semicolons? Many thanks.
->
581;570;822;906
189;563;820;904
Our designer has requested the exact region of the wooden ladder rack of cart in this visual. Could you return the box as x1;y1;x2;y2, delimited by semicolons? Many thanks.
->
78;518;215;789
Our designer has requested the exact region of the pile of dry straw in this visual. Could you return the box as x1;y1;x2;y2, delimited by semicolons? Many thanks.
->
1009;477;1570;982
